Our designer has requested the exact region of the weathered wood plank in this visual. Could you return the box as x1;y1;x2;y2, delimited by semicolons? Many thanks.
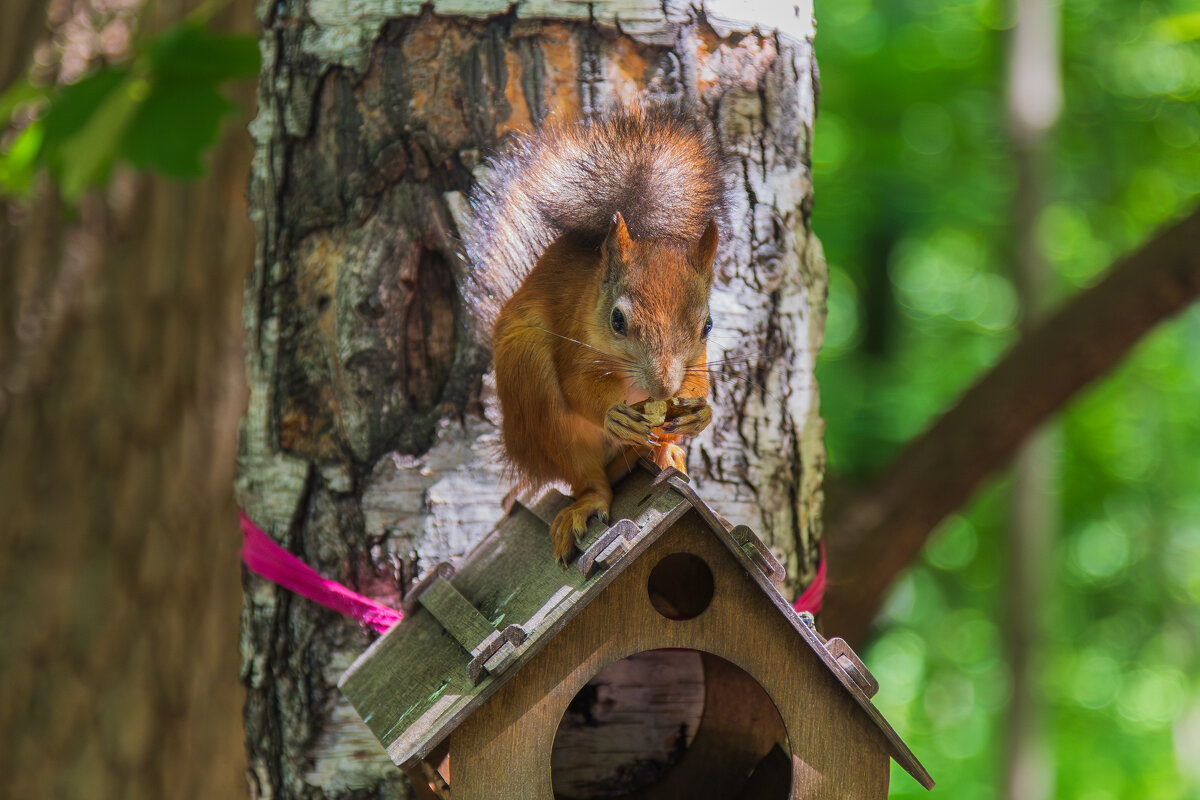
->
340;467;689;767
417;577;499;654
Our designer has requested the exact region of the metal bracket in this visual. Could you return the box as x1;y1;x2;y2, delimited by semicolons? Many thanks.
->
795;613;879;699
828;637;879;698
728;524;786;585
576;518;640;578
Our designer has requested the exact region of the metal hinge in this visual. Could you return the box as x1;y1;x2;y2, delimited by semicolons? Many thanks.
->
576;518;640;577
797;612;879;698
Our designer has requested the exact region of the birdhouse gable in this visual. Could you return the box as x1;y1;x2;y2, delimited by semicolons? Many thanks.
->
338;462;931;790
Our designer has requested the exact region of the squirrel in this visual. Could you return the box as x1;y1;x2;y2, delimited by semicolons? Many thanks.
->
461;105;731;564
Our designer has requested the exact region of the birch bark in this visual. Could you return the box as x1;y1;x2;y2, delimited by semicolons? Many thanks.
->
238;2;824;796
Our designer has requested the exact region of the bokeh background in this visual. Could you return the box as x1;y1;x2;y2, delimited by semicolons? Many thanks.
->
1;0;1197;797
812;0;1200;797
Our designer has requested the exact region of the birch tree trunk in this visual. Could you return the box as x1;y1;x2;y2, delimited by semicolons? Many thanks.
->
238;2;824;796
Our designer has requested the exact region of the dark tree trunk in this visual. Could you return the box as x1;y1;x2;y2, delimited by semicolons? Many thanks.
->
0;3;256;798
237;2;824;796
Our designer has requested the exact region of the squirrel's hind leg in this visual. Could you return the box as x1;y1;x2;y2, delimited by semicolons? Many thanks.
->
550;484;612;567
652;442;688;474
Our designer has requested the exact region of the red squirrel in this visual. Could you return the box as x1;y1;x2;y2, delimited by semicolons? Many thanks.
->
461;105;729;563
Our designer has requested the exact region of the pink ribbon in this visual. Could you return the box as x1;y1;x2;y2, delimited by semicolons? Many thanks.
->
239;510;403;633
792;540;826;615
241;510;825;629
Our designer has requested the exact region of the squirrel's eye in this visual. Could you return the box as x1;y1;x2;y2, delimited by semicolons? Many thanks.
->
702;314;713;338
610;307;627;336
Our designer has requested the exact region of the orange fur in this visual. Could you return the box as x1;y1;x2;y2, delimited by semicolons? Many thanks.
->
471;106;729;563
494;222;717;562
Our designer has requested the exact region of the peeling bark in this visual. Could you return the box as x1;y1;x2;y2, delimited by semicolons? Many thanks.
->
238;2;823;796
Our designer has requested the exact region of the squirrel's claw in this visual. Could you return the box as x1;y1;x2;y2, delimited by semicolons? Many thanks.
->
604;403;658;447
663;401;712;437
550;494;611;567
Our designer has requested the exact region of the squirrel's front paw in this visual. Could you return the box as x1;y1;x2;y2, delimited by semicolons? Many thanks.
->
604;403;664;447
549;496;610;566
663;396;712;437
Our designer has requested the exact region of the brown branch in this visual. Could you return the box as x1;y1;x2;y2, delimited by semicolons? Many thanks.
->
822;206;1200;645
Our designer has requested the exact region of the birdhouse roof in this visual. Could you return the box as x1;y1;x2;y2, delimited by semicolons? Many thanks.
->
339;462;932;789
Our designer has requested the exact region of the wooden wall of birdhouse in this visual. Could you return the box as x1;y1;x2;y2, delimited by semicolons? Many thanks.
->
449;509;892;799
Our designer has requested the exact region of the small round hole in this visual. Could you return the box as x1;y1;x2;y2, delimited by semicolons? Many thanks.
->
647;552;714;620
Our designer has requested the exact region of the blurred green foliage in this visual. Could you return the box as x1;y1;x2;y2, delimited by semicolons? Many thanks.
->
0;19;258;199
813;0;1200;796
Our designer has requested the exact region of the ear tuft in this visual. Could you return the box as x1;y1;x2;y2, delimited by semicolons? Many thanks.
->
691;218;719;272
603;211;634;262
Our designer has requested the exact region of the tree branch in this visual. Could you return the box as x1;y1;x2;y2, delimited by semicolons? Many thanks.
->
822;206;1200;645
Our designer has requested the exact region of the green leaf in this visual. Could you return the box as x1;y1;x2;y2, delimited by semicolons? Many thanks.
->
119;77;236;179
147;21;260;82
0;120;45;195
0;17;258;197
53;74;146;198
2;67;144;199
0;78;50;128
40;68;130;146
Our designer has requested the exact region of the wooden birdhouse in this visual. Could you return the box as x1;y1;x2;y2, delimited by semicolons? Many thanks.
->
340;462;933;799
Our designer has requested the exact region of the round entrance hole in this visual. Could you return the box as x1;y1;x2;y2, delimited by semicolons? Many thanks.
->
646;552;714;620
550;650;792;800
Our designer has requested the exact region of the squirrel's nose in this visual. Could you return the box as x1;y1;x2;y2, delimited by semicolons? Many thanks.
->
649;358;684;400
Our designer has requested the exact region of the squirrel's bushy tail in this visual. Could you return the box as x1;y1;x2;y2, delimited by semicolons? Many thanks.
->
460;104;730;335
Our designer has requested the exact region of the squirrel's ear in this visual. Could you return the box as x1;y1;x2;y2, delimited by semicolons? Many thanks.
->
603;211;634;263
691;218;719;272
